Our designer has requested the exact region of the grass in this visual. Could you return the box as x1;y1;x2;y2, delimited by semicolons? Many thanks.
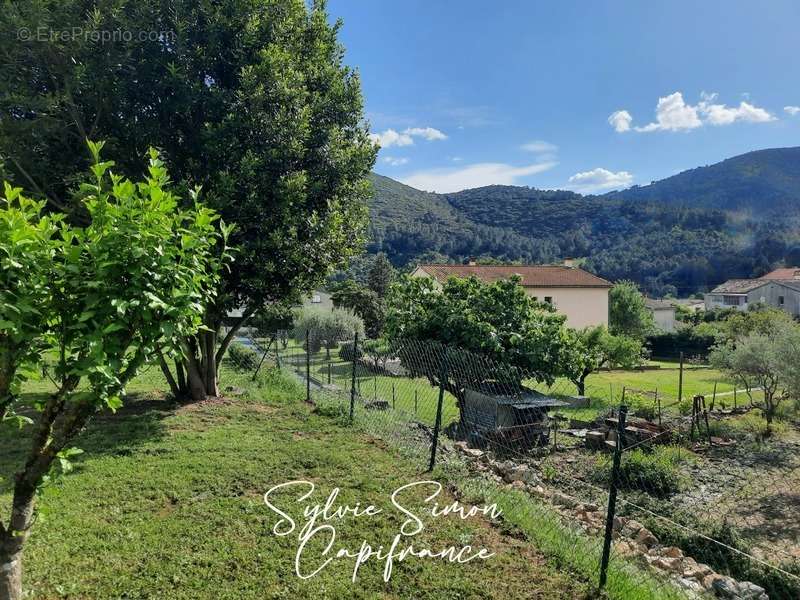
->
6;363;595;599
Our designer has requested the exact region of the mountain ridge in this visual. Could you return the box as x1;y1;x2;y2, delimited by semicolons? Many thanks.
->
367;147;800;296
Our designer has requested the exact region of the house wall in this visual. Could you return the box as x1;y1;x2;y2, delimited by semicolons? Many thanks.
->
525;287;609;328
747;283;800;317
651;308;677;332
411;269;609;328
705;283;800;316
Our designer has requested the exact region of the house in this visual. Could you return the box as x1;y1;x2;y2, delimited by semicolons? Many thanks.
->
704;271;800;316
411;260;612;328
645;298;677;332
301;289;334;311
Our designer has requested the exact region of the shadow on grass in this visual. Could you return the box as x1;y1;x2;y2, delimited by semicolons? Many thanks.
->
0;392;173;494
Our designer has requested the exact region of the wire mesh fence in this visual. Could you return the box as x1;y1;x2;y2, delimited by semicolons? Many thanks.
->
229;326;800;599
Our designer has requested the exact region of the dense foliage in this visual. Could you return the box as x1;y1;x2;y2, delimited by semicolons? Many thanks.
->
609;281;655;340
1;0;376;399
0;145;222;598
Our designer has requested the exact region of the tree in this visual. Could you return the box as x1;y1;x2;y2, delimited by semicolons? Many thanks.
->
385;275;571;424
561;327;642;395
292;308;364;358
329;280;384;338
609;281;655;340
0;144;222;599
366;253;395;298
0;0;376;401
709;315;800;433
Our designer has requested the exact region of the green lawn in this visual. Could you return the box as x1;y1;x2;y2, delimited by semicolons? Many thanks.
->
6;363;595;599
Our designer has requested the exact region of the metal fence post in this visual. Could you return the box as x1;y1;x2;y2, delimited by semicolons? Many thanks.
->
305;329;311;403
678;351;684;404
599;404;627;590
349;332;359;422
428;351;448;472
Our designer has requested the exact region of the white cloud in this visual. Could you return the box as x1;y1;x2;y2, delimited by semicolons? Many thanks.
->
401;161;557;193
611;92;776;133
403;127;447;141
566;168;634;193
369;129;413;148
701;101;775;125
608;110;633;133
521;140;558;153
785;106;800;116
369;126;447;148
381;156;409;167
635;92;703;132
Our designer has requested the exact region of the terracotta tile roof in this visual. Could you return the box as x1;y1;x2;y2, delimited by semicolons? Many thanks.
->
416;264;612;288
761;267;800;280
709;279;769;294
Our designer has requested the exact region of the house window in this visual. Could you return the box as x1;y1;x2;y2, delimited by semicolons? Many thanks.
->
544;296;553;305
779;295;785;306
311;294;321;304
722;295;742;306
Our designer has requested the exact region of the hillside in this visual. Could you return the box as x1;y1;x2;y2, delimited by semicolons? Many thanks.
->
367;148;800;296
608;147;800;212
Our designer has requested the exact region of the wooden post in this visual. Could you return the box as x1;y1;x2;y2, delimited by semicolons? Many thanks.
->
678;351;684;405
392;383;396;409
414;389;418;415
711;382;717;411
428;356;448;472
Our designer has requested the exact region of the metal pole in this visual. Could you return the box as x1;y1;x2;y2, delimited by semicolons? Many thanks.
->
350;333;359;421
392;383;396;409
428;354;448;472
733;387;737;410
305;329;311;403
414;389;418;415
599;404;628;590
711;382;717;411
252;336;273;381
328;361;331;385
678;351;684;404
655;387;661;426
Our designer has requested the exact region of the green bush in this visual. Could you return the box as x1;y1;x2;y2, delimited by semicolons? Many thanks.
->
228;342;258;371
596;445;689;498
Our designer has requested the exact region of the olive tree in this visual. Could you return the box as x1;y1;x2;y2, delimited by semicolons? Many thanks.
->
0;144;223;600
292;308;364;358
710;324;800;433
0;0;376;401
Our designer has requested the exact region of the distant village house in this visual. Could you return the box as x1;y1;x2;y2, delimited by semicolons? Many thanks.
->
705;267;800;316
411;260;612;328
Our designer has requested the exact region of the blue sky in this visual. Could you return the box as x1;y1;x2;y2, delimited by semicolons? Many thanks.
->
330;0;800;193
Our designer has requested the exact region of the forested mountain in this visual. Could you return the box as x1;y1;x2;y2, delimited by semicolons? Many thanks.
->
366;148;800;296
607;147;800;213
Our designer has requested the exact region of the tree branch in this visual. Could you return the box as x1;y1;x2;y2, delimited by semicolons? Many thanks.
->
215;304;258;367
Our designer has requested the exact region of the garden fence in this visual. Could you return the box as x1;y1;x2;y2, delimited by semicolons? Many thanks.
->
228;327;800;600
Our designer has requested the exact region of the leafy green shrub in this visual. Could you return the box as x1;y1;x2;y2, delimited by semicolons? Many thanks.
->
228;342;258;371
596;445;690;498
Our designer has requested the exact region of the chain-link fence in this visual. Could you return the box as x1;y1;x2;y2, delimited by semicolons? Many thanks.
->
229;326;800;599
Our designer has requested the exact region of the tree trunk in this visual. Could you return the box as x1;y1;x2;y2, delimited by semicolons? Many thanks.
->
576;378;586;396
0;545;22;600
203;330;219;397
0;476;37;600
